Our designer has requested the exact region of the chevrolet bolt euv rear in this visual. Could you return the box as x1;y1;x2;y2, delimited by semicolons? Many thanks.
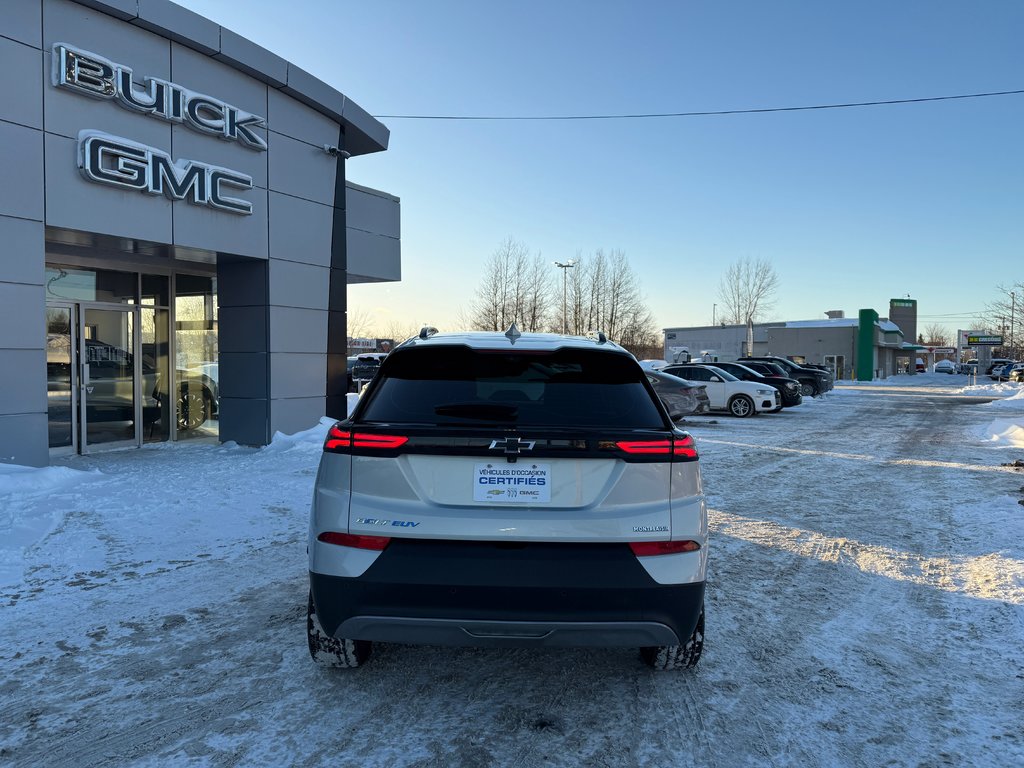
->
307;327;707;670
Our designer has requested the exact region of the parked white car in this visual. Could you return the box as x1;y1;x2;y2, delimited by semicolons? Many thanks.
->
933;360;957;374
662;364;780;417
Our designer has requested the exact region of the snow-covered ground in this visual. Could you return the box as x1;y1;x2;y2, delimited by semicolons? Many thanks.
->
2;374;1023;767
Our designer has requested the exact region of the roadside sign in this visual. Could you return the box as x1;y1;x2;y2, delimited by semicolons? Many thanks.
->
966;335;1003;345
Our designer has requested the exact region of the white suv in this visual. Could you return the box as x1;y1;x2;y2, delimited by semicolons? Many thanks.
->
307;327;708;670
662;363;779;417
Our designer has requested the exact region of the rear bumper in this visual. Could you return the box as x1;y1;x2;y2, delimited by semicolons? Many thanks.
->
310;539;705;648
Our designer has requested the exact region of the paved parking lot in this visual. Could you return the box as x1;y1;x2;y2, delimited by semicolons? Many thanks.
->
2;381;1022;767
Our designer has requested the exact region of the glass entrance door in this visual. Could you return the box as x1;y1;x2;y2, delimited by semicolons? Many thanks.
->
46;305;77;454
80;306;142;451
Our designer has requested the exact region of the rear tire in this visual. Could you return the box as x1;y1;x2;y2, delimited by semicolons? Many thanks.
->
728;395;754;418
641;604;704;670
307;592;372;668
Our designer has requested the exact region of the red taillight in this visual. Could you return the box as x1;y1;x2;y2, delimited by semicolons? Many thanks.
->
674;434;698;459
324;424;351;451
352;433;408;449
324;424;409;452
629;540;701;556
615;435;697;459
317;532;391;550
616;439;673;454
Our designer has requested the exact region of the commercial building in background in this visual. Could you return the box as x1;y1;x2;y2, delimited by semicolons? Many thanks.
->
664;299;925;381
1;0;401;467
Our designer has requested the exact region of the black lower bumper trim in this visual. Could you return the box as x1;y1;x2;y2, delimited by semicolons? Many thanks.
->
310;539;705;648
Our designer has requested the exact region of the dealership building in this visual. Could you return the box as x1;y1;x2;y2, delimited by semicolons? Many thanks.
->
1;0;401;467
663;300;925;381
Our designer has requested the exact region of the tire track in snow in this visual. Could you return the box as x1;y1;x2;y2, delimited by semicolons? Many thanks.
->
710;509;1024;604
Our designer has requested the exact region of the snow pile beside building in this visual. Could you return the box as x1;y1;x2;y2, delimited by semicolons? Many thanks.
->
263;417;335;454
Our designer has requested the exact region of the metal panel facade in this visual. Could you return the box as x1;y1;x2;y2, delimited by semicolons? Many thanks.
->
0;0;400;466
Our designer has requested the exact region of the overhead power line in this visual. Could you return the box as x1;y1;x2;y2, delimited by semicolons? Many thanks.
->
374;89;1024;121
918;312;989;319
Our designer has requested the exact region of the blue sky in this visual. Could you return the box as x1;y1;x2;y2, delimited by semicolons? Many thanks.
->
177;0;1024;337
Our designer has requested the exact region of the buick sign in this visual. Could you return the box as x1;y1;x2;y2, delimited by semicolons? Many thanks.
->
78;130;254;215
53;43;267;151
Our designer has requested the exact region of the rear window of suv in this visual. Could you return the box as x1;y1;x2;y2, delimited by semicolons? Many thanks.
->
357;346;665;429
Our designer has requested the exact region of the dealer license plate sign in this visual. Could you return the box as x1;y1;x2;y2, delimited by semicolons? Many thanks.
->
474;463;551;503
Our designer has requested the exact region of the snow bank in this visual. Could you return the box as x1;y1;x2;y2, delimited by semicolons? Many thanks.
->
264;417;334;454
261;393;360;453
972;417;1024;448
0;464;107;587
974;386;1024;409
0;463;103;495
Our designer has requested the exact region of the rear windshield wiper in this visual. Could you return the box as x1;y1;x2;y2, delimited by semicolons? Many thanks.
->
434;402;519;421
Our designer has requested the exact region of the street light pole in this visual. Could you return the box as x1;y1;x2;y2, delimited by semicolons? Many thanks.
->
713;303;717;326
553;261;576;334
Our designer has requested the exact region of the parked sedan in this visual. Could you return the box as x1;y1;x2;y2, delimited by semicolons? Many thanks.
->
933;359;957;374
645;369;711;419
707;361;802;409
662;364;779;417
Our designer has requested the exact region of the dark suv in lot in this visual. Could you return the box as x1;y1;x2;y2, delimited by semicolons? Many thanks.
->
738;356;832;396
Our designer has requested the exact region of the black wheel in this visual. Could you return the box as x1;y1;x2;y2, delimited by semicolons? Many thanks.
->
641;604;704;670
307;592;372;668
728;395;754;418
177;386;210;431
799;382;815;397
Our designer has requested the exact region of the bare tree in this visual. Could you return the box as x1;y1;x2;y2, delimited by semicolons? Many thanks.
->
717;257;779;326
560;249;660;355
378;320;421;346
346;307;373;339
984;283;1023;356
466;238;554;332
921;323;951;346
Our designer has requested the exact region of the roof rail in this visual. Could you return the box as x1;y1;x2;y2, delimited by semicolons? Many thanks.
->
418;326;439;339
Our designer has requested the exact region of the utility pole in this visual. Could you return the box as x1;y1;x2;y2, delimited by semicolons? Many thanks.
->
553;260;576;335
1012;291;1016;358
712;303;717;326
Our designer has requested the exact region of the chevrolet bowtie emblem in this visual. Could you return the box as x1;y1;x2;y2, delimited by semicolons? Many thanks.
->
489;437;536;463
